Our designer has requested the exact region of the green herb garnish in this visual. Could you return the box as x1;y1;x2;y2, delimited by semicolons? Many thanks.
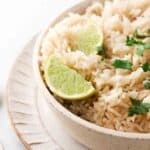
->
126;30;150;56
126;36;143;46
136;44;150;56
144;80;150;89
143;43;150;49
128;98;150;116
136;45;145;56
112;59;133;70
141;63;150;72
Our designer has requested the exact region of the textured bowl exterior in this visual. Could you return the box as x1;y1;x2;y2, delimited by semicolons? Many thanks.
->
33;0;150;149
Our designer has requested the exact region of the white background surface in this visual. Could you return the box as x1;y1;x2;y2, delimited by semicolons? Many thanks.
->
0;0;81;149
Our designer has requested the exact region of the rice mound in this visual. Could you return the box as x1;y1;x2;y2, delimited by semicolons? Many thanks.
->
40;0;150;133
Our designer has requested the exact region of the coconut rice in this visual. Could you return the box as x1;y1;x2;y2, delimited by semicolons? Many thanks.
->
39;0;150;133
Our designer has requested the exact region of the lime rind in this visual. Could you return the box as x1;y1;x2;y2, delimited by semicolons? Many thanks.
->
44;56;96;100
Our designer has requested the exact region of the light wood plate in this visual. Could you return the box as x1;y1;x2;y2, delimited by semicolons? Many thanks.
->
7;35;88;150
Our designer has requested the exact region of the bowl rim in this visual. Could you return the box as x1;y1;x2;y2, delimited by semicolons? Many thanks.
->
33;0;150;140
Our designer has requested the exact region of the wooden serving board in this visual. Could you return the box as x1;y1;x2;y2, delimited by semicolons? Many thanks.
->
6;35;88;150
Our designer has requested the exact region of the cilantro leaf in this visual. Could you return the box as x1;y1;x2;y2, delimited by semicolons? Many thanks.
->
126;36;134;46
112;59;133;70
143;80;150;89
142;103;150;109
128;106;148;116
130;98;141;106
141;63;150;72
126;30;150;56
126;36;143;46
128;98;150;116
144;43;150;49
136;45;145;56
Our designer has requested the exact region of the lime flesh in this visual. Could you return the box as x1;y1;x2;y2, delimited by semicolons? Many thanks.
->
44;56;96;100
72;23;103;55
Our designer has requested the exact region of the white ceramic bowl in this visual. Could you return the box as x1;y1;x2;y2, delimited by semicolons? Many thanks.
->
33;0;150;149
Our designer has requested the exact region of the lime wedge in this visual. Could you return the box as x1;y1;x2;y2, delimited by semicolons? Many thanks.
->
72;23;103;55
44;56;96;100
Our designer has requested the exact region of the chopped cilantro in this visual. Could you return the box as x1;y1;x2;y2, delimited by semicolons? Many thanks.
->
144;43;150;49
128;98;150;116
141;63;150;72
112;59;133;70
136;45;145;56
126;36;143;46
144;80;150;89
126;29;150;56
